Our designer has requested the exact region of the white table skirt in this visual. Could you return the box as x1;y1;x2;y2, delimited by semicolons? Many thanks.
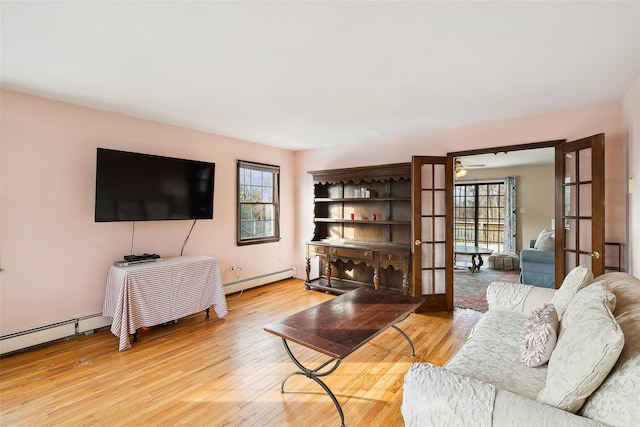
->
103;255;228;351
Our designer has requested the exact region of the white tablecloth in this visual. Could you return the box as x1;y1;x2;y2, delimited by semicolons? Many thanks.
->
103;255;228;351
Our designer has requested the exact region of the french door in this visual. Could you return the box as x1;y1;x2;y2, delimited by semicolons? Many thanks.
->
411;156;453;312
410;134;605;312
555;134;605;282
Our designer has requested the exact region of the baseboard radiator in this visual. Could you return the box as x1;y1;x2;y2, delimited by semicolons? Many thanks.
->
223;267;296;294
0;268;296;355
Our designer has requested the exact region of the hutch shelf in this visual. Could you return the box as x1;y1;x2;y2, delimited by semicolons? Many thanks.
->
305;163;412;295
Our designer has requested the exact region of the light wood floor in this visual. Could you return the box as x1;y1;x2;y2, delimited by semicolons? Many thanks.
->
0;279;481;427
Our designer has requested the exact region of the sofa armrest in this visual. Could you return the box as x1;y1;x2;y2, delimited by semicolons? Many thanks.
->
521;286;557;313
402;363;495;427
520;248;555;263
486;281;534;313
493;389;607;427
486;281;556;314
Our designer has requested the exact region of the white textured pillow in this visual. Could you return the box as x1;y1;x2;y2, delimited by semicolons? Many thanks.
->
537;234;555;252
520;303;559;367
550;265;593;320
579;311;640;426
537;281;624;413
534;228;553;249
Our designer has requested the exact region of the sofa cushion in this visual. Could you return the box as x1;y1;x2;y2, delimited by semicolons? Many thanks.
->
537;281;624;413
578;273;640;427
520;303;559;367
534;228;554;249
537;234;555;251
549;265;593;320
446;310;548;400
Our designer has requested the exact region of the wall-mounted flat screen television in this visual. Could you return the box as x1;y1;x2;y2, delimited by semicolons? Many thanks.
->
95;148;215;222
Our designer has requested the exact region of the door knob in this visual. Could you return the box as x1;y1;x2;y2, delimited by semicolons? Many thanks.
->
414;239;422;246
591;251;600;259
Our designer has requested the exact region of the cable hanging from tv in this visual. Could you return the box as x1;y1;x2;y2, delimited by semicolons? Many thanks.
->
180;219;197;256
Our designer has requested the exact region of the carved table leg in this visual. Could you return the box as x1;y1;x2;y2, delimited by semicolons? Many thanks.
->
373;268;380;290
325;262;332;287
305;257;311;282
469;254;478;273
402;273;410;295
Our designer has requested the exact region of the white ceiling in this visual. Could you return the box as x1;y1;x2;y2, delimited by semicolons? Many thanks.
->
457;147;554;171
1;1;639;151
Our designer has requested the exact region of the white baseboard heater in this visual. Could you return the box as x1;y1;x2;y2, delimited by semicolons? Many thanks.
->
223;267;296;294
0;320;77;355
0;267;296;355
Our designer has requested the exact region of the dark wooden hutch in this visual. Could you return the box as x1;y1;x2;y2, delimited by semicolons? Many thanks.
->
305;163;412;294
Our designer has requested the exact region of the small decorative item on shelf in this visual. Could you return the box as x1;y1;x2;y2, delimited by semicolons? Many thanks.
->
350;213;355;220
373;213;377;220
354;189;360;198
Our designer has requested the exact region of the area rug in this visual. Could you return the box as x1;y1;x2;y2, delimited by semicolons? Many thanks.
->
454;267;521;312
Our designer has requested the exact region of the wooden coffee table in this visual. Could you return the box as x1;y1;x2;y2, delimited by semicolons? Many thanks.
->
454;245;494;273
264;287;424;427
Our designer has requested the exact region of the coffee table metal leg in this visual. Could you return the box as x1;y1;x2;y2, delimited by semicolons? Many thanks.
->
391;324;416;356
280;338;345;427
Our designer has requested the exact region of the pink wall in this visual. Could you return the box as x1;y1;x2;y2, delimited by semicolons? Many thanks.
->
294;100;628;279
2;81;636;336
0;89;296;334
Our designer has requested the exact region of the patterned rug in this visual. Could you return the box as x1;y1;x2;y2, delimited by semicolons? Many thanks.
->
454;267;521;312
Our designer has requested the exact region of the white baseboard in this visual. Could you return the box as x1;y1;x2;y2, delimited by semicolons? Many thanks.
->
1;268;297;355
77;314;112;333
223;267;296;294
0;321;77;355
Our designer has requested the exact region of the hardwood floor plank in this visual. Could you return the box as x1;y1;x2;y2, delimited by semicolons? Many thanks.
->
0;279;481;426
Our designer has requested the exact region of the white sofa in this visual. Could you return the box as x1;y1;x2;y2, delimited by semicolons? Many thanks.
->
401;270;640;427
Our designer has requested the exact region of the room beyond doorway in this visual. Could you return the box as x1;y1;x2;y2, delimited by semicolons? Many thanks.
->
454;181;506;254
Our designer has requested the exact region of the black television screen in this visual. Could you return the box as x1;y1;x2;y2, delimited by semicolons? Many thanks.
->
95;148;215;222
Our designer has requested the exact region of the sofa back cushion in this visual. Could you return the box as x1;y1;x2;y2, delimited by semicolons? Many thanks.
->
533;228;554;249
537;281;624;413
578;273;640;426
537;234;555;252
549;265;594;320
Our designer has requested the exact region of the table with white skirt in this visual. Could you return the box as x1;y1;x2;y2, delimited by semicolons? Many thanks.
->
103;255;228;351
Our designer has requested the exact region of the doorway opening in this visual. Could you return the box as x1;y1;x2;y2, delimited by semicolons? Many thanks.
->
449;141;559;311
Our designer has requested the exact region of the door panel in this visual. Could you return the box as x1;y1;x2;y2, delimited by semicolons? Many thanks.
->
412;156;453;312
555;134;605;284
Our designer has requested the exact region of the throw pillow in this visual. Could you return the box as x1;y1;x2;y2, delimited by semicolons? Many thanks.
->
520;303;559;367
537;234;555;252
549;265;594;321
537;281;624;413
534;228;554;249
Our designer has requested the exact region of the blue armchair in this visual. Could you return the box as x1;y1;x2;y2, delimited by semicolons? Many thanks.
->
520;239;555;288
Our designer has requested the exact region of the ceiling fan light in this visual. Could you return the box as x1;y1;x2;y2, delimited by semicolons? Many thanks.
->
455;168;467;178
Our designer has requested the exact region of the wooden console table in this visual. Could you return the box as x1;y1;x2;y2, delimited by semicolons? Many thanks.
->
305;240;411;294
103;255;227;351
453;245;494;273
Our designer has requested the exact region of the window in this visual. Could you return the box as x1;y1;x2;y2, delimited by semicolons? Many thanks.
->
454;182;505;252
237;160;280;245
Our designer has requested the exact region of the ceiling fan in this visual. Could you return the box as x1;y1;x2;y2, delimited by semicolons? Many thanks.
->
455;159;485;178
